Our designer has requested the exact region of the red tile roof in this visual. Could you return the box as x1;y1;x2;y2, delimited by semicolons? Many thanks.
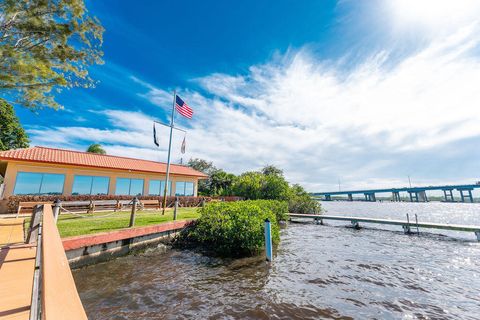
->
0;146;208;178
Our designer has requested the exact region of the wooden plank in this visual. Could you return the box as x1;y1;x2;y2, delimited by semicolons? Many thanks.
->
289;213;480;232
41;205;87;320
0;219;25;246
0;245;36;320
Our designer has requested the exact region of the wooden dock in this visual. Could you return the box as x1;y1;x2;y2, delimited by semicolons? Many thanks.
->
289;213;480;240
0;219;26;246
0;218;36;320
0;206;87;320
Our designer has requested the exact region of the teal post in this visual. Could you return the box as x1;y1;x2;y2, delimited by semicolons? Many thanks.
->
264;218;273;262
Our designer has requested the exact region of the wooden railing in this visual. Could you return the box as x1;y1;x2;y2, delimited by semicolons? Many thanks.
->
30;204;87;319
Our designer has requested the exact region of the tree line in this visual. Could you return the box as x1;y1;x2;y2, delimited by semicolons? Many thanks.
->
188;159;321;214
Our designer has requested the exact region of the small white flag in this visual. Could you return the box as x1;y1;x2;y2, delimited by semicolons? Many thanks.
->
181;135;186;154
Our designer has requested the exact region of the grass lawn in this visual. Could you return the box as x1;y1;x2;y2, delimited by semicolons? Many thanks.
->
43;208;199;238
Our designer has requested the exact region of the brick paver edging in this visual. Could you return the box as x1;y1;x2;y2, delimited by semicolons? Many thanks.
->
62;220;193;251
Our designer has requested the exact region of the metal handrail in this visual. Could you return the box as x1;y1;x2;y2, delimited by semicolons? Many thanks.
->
29;207;43;320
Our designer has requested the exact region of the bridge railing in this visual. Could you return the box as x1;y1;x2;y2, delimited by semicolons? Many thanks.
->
28;204;87;320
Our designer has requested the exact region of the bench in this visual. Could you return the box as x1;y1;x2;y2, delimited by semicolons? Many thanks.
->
90;200;122;212
60;201;92;213
56;200;127;214
63;200;131;213
139;199;160;210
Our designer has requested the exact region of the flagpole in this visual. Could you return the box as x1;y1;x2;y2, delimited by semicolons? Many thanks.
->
162;90;176;215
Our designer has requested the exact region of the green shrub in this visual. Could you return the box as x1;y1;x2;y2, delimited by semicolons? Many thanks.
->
288;194;322;214
244;199;289;222
288;184;322;214
184;201;280;257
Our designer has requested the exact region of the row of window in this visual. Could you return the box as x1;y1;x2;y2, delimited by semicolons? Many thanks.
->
13;172;195;196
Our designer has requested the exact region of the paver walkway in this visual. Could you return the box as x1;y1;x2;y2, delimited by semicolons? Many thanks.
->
0;218;35;320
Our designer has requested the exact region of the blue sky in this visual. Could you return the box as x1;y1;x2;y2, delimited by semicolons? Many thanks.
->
14;0;480;191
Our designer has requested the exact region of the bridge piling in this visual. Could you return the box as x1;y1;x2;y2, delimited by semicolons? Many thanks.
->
418;191;428;202
408;192;418;202
458;189;474;203
392;191;401;202
443;189;455;202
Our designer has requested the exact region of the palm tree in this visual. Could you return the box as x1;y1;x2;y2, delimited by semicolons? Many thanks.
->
86;143;106;155
210;170;236;196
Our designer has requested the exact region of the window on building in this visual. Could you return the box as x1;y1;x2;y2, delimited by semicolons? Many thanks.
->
148;180;160;195
72;175;110;195
115;178;130;195
175;182;185;196
115;178;144;196
148;180;172;196
175;181;194;196
130;179;144;196
14;172;65;195
185;182;194;196
91;176;110;195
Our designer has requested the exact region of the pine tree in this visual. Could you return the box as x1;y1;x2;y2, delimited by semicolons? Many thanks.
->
0;0;104;110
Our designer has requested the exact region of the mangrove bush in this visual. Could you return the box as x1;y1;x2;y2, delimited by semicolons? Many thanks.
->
180;200;281;257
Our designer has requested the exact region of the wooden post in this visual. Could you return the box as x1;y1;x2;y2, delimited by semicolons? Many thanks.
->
52;199;61;223
88;199;94;213
403;214;411;234
129;197;138;227
414;214;420;235
351;220;360;229
264;218;273;262
174;197;178;220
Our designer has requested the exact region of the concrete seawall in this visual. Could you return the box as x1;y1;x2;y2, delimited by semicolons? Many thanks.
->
63;220;193;268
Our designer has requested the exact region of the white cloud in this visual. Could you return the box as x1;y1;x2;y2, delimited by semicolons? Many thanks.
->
131;76;172;109
168;23;480;190
27;2;480;192
386;0;480;36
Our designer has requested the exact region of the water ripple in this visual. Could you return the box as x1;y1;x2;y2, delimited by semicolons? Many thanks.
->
74;202;480;319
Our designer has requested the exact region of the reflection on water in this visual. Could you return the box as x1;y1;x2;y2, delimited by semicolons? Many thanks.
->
74;202;480;319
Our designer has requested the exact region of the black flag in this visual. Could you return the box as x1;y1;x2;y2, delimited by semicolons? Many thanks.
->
181;135;186;154
153;123;159;147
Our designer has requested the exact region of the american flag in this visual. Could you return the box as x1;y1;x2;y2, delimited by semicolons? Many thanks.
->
175;95;193;119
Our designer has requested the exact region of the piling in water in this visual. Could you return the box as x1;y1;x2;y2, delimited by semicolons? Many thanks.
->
264;218;273;261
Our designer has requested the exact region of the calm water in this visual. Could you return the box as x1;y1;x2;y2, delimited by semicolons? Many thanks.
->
74;202;480;319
